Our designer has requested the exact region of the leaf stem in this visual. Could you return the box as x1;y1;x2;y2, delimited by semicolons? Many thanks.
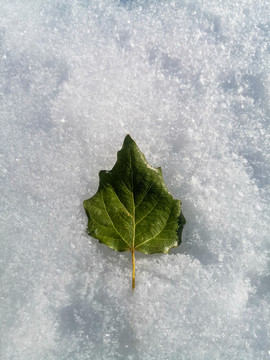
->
132;249;135;290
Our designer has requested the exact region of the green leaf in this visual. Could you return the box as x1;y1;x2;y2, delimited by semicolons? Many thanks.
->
83;134;186;289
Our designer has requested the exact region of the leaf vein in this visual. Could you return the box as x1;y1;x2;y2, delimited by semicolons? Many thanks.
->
118;177;132;194
135;179;155;209
135;205;174;249
90;202;131;227
101;192;131;249
111;183;132;217
135;191;163;226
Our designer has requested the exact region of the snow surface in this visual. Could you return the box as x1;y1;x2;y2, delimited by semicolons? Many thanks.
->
1;0;270;359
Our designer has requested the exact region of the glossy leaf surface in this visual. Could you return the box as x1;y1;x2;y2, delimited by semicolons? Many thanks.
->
83;134;186;287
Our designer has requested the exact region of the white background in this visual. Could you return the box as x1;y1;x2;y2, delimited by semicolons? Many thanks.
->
1;0;269;359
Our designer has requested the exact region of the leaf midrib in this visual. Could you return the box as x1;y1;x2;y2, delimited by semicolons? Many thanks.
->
130;149;135;250
107;148;171;252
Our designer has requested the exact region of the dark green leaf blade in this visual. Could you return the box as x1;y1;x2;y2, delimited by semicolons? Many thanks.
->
84;134;185;253
83;134;186;287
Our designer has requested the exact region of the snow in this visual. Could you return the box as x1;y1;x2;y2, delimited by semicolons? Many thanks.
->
1;0;269;359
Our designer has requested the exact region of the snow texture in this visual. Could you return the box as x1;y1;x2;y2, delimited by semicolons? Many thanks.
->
1;0;270;359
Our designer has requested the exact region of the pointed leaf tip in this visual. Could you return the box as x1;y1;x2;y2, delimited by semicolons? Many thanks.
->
123;134;135;146
125;133;133;141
